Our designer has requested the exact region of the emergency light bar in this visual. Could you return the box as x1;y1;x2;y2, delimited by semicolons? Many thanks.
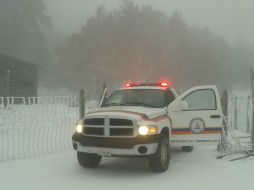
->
125;83;131;87
124;81;171;88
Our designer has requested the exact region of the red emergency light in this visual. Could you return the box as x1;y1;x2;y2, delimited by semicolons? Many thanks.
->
160;82;169;87
125;82;132;87
159;81;171;88
124;81;171;88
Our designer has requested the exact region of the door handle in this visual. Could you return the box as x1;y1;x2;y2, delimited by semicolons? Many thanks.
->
210;115;221;119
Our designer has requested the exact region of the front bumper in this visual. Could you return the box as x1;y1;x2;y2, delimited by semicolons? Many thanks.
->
72;133;159;156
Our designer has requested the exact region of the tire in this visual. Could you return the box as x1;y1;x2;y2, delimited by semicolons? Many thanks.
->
148;134;170;173
77;152;102;168
182;146;193;152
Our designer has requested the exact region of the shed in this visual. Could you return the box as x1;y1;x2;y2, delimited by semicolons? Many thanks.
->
0;54;39;97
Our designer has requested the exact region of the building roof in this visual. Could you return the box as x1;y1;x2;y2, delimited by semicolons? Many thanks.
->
0;53;38;70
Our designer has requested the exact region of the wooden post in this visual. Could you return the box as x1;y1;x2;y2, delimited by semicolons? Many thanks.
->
221;89;228;136
79;88;85;119
234;97;238;130
6;69;10;97
217;89;229;152
246;95;251;133
250;68;254;151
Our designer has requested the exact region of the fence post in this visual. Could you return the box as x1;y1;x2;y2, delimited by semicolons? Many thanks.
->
221;89;228;136
6;69;10;97
234;97;238;130
217;89;229;152
250;68;254;151
247;95;251;133
79;88;85;119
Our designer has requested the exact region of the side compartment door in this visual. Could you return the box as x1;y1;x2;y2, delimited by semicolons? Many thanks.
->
169;85;223;146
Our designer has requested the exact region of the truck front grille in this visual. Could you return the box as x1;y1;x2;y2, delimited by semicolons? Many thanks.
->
110;128;133;136
84;118;104;125
110;119;133;126
84;127;104;136
84;117;135;137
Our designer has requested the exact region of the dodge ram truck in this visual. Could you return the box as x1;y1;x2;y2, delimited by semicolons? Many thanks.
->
72;82;223;172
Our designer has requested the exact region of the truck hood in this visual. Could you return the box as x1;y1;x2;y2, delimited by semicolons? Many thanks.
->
85;106;167;120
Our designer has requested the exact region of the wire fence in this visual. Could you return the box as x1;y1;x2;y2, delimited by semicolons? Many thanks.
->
222;90;253;153
0;91;252;160
228;91;253;134
0;96;78;161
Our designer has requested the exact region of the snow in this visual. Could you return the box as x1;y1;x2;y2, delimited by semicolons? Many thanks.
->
0;98;78;161
0;146;253;190
0;90;253;190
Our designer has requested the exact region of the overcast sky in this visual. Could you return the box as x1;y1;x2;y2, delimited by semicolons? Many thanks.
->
45;0;254;48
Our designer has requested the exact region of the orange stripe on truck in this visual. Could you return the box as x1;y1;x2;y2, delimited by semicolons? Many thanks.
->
171;127;223;135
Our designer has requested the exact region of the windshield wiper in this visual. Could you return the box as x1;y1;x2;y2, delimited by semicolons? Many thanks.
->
122;102;157;108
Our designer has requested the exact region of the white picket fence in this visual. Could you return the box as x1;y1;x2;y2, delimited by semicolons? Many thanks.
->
0;96;78;161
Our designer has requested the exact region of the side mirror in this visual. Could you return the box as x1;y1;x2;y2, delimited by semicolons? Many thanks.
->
173;101;188;111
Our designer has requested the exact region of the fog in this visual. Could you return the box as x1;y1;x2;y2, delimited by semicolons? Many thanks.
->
1;0;254;95
45;0;254;47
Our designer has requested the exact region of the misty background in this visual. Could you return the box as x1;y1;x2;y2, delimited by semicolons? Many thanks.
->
0;0;253;97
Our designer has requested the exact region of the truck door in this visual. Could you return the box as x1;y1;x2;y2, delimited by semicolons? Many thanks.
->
168;85;223;146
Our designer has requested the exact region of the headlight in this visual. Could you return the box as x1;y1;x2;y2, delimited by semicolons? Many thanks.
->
138;126;158;136
76;124;83;133
138;126;149;135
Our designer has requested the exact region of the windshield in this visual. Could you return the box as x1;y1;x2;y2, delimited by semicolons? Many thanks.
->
102;89;173;108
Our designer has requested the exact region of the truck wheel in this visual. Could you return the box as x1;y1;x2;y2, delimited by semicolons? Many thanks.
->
182;146;193;152
77;152;102;168
148;134;170;173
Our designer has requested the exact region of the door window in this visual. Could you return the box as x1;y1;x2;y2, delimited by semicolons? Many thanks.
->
182;89;216;110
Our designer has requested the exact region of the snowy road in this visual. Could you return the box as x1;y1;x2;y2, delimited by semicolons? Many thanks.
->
0;146;253;190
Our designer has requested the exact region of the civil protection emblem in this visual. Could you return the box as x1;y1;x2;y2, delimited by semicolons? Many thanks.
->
189;118;205;134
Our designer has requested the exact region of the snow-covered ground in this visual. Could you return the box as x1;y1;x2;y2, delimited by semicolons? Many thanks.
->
0;90;253;190
0;97;79;161
0;146;253;190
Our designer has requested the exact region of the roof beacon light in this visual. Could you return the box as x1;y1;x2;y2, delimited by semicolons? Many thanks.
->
125;82;132;87
124;81;170;88
160;82;169;87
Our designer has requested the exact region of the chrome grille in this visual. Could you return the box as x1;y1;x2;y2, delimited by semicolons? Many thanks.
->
110;128;133;136
84;117;134;137
110;118;133;126
84;118;104;125
84;127;104;136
